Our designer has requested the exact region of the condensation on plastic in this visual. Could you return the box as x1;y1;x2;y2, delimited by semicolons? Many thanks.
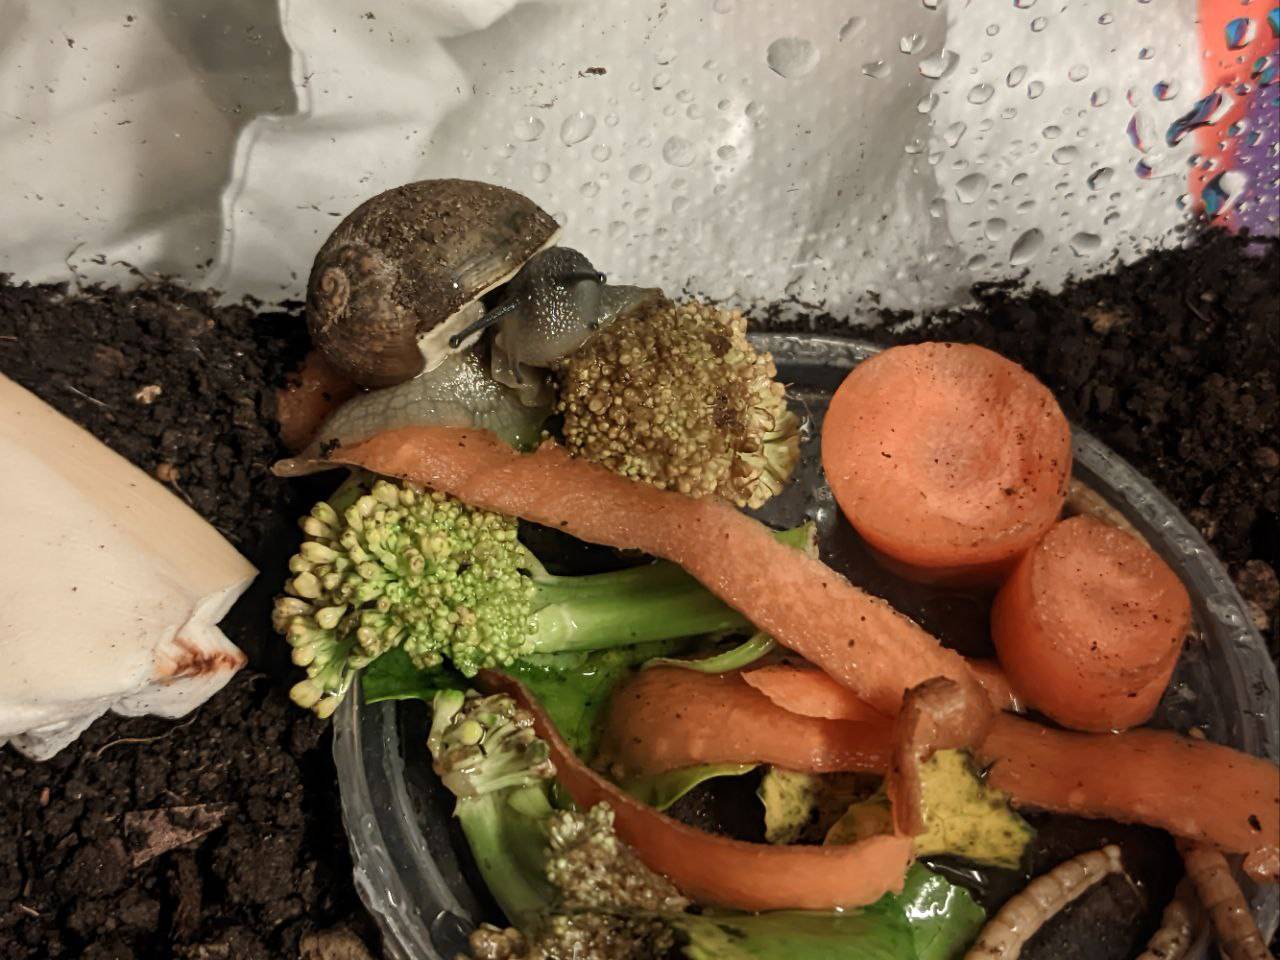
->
334;335;1280;960
2;0;1276;317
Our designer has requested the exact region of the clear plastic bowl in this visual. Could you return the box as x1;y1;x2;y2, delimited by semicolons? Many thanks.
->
333;334;1279;960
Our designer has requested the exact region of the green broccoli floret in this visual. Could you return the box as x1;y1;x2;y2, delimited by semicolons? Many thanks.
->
272;478;753;717
556;298;801;509
428;690;686;960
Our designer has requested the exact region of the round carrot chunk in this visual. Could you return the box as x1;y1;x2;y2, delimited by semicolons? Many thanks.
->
822;343;1071;584
991;514;1192;732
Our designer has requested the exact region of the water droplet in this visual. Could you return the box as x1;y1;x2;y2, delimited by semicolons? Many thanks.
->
1134;158;1158;179
1138;47;1154;60
531;162;550;183
662;136;696;167
1052;145;1079;164
591;144;611;162
967;253;989;270
513;115;545;141
628;163;652;183
956;172;990;203
1012;171;1030;187
923;0;939;8
1010;227;1045;265
672;196;690;215
1000;106;1018;120
918;49;959;79
1068;64;1089;82
1166;90;1232;147
580;181;600;198
652;71;671;90
1091;87;1111;107
676;89;695;104
654;48;676;65
899;32;926;54
1224;17;1256;50
944;121;968;147
560;111;596;146
1007;65;1028;86
1043;124;1062;139
1087;166;1114;190
1069;231;1102;255
716;144;737;161
984;217;1008;241
1017;198;1036;213
1098;12;1114;25
1203;170;1247;216
1126;111;1157;152
987;23;1000;36
687;104;704;119
839;16;864;41
745;100;764;119
1031;17;1048;32
713;0;734;12
917;94;939;114
929;196;948;219
604;113;619;127
862;60;891;79
1152;80;1179;101
1014;0;1035;7
967;83;995;105
766;37;820;78
1027;81;1045;99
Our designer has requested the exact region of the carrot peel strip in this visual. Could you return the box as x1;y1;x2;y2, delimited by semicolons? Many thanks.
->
479;671;913;912
336;426;990;729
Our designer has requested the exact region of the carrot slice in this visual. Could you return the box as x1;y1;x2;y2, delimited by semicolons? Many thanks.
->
991;515;1192;732
276;350;358;451
336;426;990;725
480;671;913;911
746;660;1021;720
597;666;892;778
743;663;887;722
979;715;1280;863
821;342;1071;585
600;670;1279;864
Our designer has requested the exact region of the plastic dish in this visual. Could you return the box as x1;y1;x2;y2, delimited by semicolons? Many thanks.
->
333;334;1279;960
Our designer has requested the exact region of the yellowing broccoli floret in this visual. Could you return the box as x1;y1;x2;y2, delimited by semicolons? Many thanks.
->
556;299;800;509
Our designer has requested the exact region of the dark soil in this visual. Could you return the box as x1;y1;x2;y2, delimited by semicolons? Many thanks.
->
0;230;1276;959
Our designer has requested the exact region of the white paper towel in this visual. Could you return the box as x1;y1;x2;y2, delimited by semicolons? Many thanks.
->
2;0;1208;317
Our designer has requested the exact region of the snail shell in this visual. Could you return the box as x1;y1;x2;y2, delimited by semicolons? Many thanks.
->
307;179;559;388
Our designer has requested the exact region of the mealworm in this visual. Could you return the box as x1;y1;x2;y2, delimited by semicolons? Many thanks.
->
1179;841;1272;960
1135;880;1203;960
963;845;1125;960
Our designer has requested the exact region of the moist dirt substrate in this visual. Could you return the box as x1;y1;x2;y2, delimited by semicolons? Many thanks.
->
0;232;1276;959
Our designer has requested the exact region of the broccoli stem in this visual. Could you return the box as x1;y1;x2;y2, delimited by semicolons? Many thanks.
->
526;522;815;655
456;787;555;931
529;562;748;653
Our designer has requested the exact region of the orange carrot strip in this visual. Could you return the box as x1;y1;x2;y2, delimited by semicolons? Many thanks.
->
979;715;1280;863
480;671;913;911
743;663;888;722
336;426;989;723
276;350;358;452
992;514;1191;732
598;666;892;778
745;660;1022;721
602;671;1279;866
822;343;1071;586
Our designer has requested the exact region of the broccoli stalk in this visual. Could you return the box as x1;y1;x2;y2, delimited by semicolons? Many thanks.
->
428;690;688;960
274;478;799;717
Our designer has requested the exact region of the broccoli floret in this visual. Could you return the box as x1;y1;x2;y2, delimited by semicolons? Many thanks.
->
429;690;685;960
273;478;753;716
556;298;800;509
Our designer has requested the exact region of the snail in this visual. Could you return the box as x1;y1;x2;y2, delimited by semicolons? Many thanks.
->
308;178;656;391
281;179;658;474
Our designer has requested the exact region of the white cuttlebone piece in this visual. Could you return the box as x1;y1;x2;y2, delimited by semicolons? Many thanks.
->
0;374;255;760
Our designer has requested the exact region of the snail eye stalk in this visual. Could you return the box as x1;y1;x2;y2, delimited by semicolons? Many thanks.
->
449;300;519;349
